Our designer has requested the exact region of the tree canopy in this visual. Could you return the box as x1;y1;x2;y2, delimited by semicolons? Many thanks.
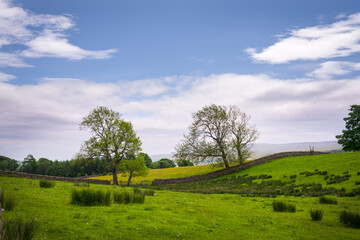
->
152;158;176;169
121;154;149;186
78;106;142;185
175;104;258;168
336;105;360;151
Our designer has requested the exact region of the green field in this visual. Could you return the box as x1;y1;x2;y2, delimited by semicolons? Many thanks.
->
89;164;223;185
0;152;360;239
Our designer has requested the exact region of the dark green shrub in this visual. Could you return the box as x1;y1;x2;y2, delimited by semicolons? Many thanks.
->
273;201;287;212
273;201;296;212
1;215;39;240
39;180;55;188
143;189;155;196
70;188;111;206
310;209;323;221
114;190;145;204
339;210;360;228
319;196;337;205
133;188;142;194
0;191;15;211
286;204;296;213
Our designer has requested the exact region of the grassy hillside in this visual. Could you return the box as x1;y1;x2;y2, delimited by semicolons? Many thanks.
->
152;152;360;195
89;164;223;185
0;176;359;240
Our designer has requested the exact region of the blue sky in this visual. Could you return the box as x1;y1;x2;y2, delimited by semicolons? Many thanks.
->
1;0;360;160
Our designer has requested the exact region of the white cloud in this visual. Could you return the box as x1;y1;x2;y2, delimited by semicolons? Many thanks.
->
0;0;116;67
307;61;360;79
0;71;15;81
1;73;359;160
247;12;360;64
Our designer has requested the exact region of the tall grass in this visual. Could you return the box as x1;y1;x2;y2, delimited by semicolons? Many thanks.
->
272;201;296;213
319;196;337;205
310;209;323;221
1;215;39;240
339;210;360;228
39;180;55;188
0;190;16;211
71;188;111;206
113;189;145;204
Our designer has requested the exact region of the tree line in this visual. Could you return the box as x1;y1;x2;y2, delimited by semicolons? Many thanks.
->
0;153;179;178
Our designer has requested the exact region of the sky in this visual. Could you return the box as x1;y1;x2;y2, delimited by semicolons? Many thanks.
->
0;0;360;161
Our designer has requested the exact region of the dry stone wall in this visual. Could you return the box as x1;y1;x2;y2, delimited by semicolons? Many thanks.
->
152;151;327;185
0;170;110;185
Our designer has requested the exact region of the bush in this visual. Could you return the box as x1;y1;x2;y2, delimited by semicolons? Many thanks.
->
143;189;155;196
0;191;16;211
114;190;145;204
310;209;323;221
286;204;296;213
319;196;337;205
71;188;111;206
273;201;296;212
39;180;55;188
339;210;360;228
1;215;39;240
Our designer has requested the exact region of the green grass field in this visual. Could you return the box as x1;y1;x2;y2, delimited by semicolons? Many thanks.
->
89;164;223;185
0;152;360;239
154;152;360;195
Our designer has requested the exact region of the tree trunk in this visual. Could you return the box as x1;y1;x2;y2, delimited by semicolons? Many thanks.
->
112;168;118;185
127;172;133;186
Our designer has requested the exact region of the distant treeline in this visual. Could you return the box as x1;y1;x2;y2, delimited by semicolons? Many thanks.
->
0;153;187;178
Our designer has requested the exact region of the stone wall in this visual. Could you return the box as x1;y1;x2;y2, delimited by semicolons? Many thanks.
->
0;170;110;185
152;151;327;185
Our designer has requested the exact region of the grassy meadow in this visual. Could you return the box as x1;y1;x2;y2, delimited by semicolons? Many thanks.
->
89;164;223;185
0;152;359;239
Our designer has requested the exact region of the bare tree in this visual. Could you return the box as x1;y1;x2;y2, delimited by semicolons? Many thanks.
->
175;104;258;168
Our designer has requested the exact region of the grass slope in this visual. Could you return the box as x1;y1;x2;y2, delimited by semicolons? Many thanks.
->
90;164;223;185
0;176;360;240
152;152;360;195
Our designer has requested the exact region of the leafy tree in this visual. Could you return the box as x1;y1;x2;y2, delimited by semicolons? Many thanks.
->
121;154;149;186
78;106;142;185
176;159;194;167
336;105;360;151
139;152;153;168
153;158;176;169
36;158;52;175
0;155;19;171
20;154;38;173
175;104;258;168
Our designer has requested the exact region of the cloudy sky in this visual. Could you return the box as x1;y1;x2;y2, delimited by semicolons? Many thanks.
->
0;0;359;160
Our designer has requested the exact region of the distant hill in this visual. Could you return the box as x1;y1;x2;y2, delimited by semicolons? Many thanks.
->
150;141;343;161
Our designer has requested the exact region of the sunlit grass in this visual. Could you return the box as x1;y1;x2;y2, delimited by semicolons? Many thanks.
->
89;164;223;184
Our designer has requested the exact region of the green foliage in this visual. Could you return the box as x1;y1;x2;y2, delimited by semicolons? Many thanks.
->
39;180;55;188
20;154;38;173
1;190;16;211
339;210;360;228
143;189;155;196
153;158;176;169
272;201;296;212
1;215;39;240
0;155;19;171
121;155;149;186
113;189;145;204
78;106;142;185
139;152;153;168
336;105;360;151
310;209;323;221
70;188;111;206
319;196;338;205
177;159;194;167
